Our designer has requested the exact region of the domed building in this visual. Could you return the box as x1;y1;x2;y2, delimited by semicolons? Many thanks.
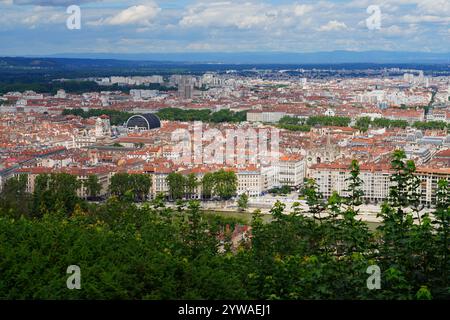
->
126;114;161;132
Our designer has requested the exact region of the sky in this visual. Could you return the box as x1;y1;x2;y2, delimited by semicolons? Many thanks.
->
0;0;449;56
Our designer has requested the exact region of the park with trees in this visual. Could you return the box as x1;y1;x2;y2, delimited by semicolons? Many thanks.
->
278;114;449;134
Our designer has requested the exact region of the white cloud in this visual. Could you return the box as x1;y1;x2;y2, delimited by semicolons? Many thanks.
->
179;2;318;30
12;0;99;5
401;14;450;23
381;24;404;36
416;0;450;16
22;14;40;26
293;4;313;16
186;42;216;51
1;0;449;54
180;2;272;29
381;24;420;36
17;5;65;28
318;20;348;32
101;2;160;26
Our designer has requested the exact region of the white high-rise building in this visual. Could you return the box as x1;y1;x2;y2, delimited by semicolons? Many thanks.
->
278;155;305;187
178;78;194;99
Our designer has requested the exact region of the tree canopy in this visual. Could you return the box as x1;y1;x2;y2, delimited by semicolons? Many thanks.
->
0;153;448;299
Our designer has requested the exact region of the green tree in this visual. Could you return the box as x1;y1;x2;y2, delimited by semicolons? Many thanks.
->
166;172;185;200
109;173;130;199
237;193;249;212
214;169;237;200
340;160;371;255
131;174;152;202
84;175;102;200
376;150;436;298
0;174;31;218
378;150;415;265
155;107;246;123
416;286;432;300
303;179;326;223
110;173;151;201
344;160;364;211
33;173;82;216
201;173;215;200
184;173;198;199
185;200;218;257
2;151;450;300
433;179;450;297
354;116;371;132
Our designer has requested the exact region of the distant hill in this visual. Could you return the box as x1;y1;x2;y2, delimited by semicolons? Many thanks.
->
0;57;175;69
0;52;449;83
43;51;450;64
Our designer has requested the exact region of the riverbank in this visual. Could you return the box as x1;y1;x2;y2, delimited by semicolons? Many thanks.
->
201;209;381;231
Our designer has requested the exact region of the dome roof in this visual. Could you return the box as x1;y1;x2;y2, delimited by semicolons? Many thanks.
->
126;114;161;130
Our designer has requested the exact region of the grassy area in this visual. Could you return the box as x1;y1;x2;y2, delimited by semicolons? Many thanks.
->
202;209;381;231
201;210;272;224
366;221;381;232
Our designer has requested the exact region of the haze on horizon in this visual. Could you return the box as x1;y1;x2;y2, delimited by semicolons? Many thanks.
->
0;0;449;56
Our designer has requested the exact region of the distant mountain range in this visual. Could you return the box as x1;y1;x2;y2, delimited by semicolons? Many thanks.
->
40;51;450;64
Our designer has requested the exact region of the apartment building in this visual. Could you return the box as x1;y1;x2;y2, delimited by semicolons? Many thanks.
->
144;165;171;197
237;167;264;197
14;166;112;198
278;155;305;187
73;134;97;149
310;162;450;205
261;165;279;191
246;111;286;123
74;168;112;199
416;168;450;205
311;163;393;203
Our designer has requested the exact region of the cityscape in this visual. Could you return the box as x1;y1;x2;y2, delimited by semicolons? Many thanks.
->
0;0;449;306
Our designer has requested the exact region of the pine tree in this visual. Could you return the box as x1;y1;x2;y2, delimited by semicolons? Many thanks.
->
433;179;450;297
341;160;370;255
303;178;326;223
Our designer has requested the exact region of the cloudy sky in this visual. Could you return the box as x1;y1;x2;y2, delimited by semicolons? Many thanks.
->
0;0;449;55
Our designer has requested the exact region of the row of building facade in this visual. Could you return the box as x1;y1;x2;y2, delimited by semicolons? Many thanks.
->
6;155;450;206
8;154;306;200
309;163;450;205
